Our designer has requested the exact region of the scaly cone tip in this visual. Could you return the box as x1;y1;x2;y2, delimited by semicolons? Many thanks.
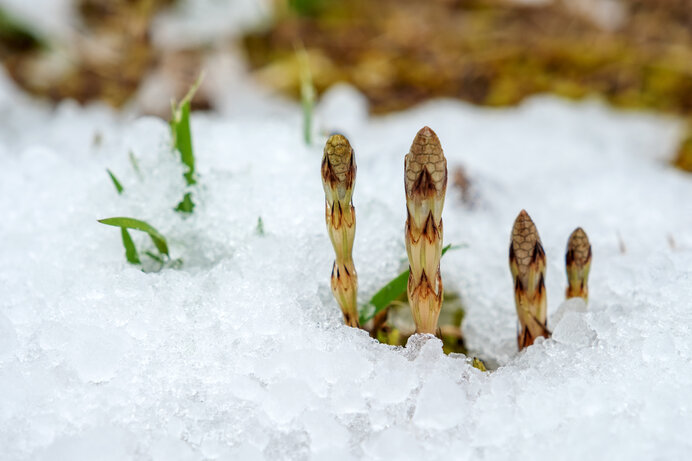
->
405;126;447;198
322;134;355;203
566;227;591;267
510;210;542;280
323;134;354;183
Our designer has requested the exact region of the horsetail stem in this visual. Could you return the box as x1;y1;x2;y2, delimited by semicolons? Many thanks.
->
321;134;359;327
566;227;592;302
509;210;550;349
404;126;447;335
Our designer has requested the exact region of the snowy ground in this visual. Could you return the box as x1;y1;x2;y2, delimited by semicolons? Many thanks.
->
1;66;692;460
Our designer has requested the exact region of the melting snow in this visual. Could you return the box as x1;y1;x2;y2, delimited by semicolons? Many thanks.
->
1;71;691;460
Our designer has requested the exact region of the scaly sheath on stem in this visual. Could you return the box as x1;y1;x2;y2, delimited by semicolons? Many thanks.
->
321;134;359;328
509;210;550;349
404;126;447;335
566;227;591;302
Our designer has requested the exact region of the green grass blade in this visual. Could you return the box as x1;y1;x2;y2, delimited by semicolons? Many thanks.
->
175;192;195;214
0;7;47;51
288;0;328;16
296;46;315;145
120;227;140;264
170;73;204;186
472;357;488;372
128;150;141;176
99;217;169;256
358;243;460;325
255;216;265;236
142;251;165;273
359;270;408;325
171;100;196;185
106;169;124;194
144;251;164;263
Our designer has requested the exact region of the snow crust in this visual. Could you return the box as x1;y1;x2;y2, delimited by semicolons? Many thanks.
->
1;72;692;460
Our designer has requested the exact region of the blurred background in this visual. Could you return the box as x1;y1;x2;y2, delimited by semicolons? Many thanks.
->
1;0;690;170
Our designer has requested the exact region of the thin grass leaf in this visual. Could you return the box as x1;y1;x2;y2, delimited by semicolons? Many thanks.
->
175;192;195;214
120;227;140;264
288;0;328;16
107;169;124;194
172;100;195;185
144;251;167;273
358;270;408;325
472;357;488;372
358;244;462;324
0;8;47;51
98;217;169;256
169;258;184;269
170;73;204;186
256;216;265;236
128;150;141;176
296;46;315;145
144;251;164;264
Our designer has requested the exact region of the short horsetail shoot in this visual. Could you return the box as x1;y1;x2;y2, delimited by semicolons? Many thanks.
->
509;210;550;349
404;126;447;335
566;227;592;302
321;134;359;327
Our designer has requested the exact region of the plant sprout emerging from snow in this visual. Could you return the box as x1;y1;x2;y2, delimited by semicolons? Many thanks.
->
321;134;359;327
565;227;592;302
358;243;458;326
170;73;204;214
404;126;447;335
101;161;175;270
509;210;550;349
106;169;124;195
98;217;171;270
472;357;488;372
98;79;204;269
296;46;315;146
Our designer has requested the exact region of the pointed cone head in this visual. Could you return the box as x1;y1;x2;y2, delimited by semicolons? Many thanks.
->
322;134;355;201
566;227;591;267
405;126;447;198
510;210;542;279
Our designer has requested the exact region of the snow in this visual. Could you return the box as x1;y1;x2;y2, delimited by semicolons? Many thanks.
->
0;0;74;41
0;0;270;45
1;69;692;460
151;0;273;48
